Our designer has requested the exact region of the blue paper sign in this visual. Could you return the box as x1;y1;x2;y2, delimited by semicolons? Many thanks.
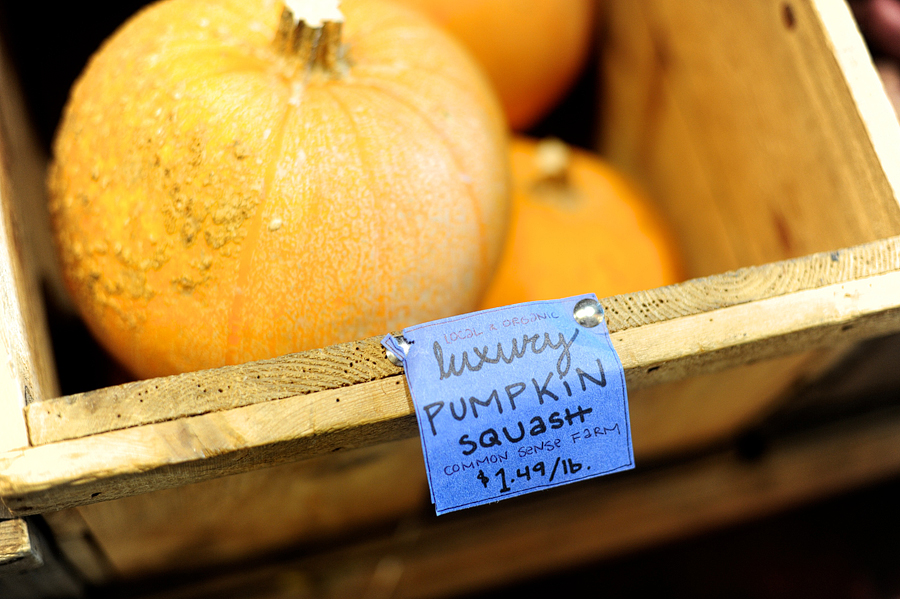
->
382;294;633;515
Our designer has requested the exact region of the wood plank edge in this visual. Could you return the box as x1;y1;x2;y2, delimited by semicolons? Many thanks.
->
26;333;402;446
28;233;900;446
811;0;900;218
0;518;43;575
2;377;419;516
621;268;900;388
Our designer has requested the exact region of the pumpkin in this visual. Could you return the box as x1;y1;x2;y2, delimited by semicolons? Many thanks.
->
48;0;510;379
478;137;684;310
395;0;596;130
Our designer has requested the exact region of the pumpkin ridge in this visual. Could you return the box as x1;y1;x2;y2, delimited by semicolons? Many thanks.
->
349;62;477;104
167;47;274;79
346;79;489;290
145;60;281;109
224;97;296;364
320;85;389;331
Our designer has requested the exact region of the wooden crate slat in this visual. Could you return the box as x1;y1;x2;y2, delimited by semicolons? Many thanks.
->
3;376;418;516
2;236;900;516
0;20;59;464
0;27;59;411
70;438;429;579
27;335;401;445
25;234;900;446
0;518;83;599
0;518;42;574
0;67;34;454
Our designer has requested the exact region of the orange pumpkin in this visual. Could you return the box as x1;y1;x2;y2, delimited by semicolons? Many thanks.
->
49;0;510;379
479;137;683;310
395;0;596;130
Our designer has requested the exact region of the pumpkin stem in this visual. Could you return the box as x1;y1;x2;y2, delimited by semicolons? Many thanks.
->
531;138;579;205
535;138;571;185
275;0;345;73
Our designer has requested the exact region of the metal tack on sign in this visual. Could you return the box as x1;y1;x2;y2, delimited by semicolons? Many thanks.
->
385;334;411;367
573;297;604;328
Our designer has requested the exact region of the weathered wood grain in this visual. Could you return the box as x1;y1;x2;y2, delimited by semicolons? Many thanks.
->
0;518;42;574
602;236;900;330
0;26;59;458
615;263;900;388
27;336;401;445
0;339;29;454
0;58;32;453
2;377;418;515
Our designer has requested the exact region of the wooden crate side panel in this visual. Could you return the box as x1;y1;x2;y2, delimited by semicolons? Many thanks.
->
74;438;428;579
0;518;42;573
0;70;32;453
629;351;814;459
3;237;900;517
79;359;833;581
600;0;900;278
0;33;59;427
125;407;900;599
811;0;900;222
41;509;116;586
0;47;30;453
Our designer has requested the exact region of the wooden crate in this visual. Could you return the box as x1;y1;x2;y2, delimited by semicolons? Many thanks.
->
3;0;900;596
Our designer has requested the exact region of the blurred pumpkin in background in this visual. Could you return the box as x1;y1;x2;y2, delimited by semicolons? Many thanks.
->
396;0;597;130
479;136;684;310
48;0;510;379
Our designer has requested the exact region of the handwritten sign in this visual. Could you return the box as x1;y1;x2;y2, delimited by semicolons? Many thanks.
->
382;294;633;515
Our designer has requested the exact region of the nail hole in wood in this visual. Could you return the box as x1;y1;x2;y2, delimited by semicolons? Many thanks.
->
782;3;796;29
735;431;767;462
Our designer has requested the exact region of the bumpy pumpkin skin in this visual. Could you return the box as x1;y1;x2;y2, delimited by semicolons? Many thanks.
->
396;0;596;130
478;137;683;310
49;0;510;379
